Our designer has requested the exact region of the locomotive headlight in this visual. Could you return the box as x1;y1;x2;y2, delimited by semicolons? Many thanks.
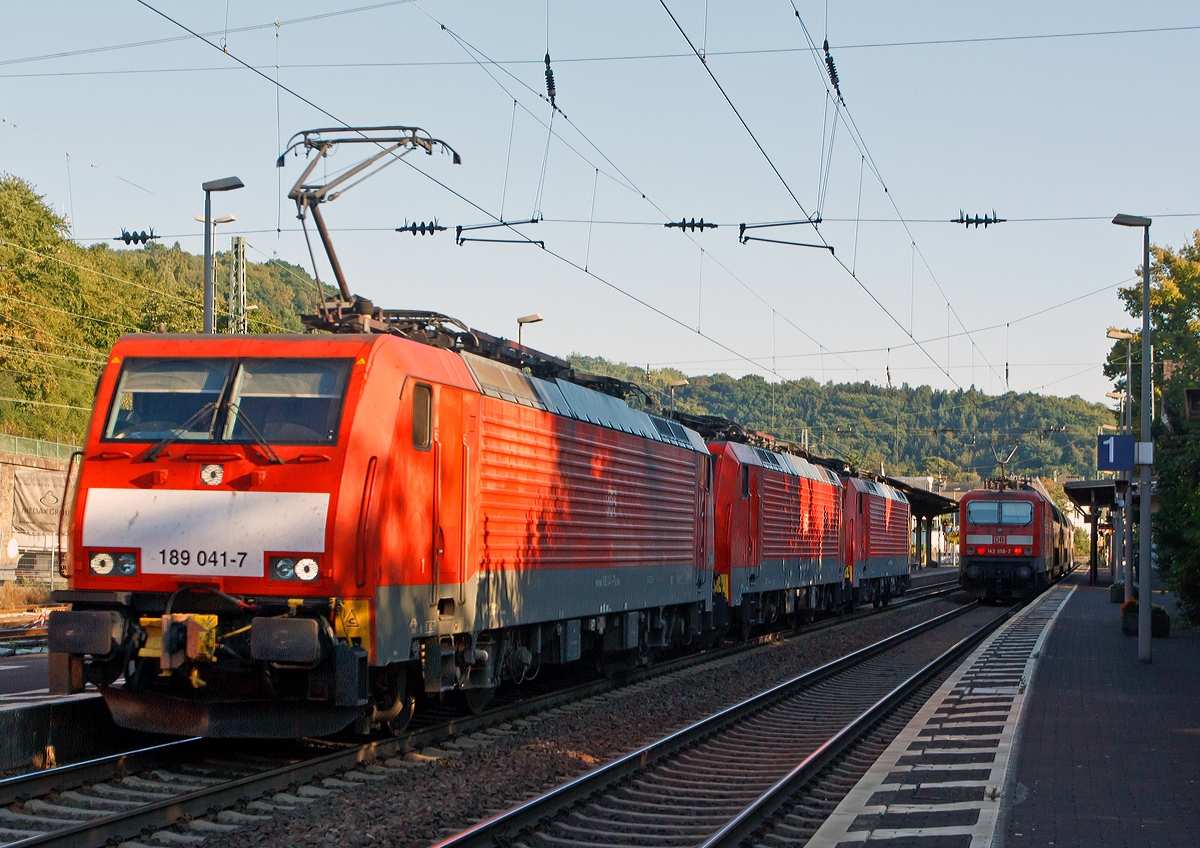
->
1017;565;1032;578
1024;547;1033;556
272;557;296;580
89;552;115;575
115;553;137;576
966;547;975;556
965;565;980;578
294;558;319;581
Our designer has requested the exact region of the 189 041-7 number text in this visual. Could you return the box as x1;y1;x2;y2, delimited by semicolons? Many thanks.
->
159;549;248;568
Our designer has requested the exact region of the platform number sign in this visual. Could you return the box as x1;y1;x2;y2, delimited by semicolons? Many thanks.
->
1097;434;1135;471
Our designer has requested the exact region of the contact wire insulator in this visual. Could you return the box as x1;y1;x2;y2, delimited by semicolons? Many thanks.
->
544;52;556;107
823;38;842;103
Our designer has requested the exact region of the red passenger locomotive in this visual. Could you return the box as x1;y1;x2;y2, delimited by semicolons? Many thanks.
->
958;481;1071;601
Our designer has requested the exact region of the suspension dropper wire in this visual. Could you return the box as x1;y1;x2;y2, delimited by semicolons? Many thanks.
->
135;0;782;382
660;0;959;387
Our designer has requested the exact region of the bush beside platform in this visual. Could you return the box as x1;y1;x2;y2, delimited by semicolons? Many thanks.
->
1119;599;1171;638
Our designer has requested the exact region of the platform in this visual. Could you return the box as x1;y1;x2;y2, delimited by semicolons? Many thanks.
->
1002;571;1200;847
909;567;959;589
802;570;1199;846
805;582;1073;847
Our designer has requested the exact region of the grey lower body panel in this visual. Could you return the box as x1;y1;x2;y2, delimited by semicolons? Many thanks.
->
729;557;844;607
374;562;709;664
103;687;361;738
855;555;910;583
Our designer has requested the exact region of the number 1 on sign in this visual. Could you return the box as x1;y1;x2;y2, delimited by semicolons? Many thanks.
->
1103;436;1114;463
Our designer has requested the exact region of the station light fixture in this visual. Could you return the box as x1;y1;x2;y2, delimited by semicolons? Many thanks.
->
517;313;543;346
202;176;244;334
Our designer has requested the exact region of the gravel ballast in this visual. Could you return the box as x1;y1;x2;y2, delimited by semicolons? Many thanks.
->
213;596;981;848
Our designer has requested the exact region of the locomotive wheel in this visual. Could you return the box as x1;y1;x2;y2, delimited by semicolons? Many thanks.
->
462;686;498;715
597;650;634;678
387;691;417;735
738;617;754;642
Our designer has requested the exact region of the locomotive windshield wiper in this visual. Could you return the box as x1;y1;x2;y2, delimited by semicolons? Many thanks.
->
225;403;285;465
143;402;218;462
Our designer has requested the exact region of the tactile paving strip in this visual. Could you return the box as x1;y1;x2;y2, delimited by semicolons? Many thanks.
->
801;585;1075;848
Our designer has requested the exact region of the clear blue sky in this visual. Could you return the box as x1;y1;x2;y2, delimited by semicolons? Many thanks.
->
3;1;1197;407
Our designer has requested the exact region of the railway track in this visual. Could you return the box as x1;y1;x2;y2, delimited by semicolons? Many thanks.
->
431;600;1008;848
0;579;966;848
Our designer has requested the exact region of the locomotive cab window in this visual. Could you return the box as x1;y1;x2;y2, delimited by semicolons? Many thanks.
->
966;500;1033;525
105;358;231;441
104;357;353;445
223;358;352;445
412;383;432;450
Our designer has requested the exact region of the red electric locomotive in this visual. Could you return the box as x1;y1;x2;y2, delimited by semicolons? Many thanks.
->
49;317;716;737
666;413;912;629
958;481;1071;601
706;440;844;636
841;477;912;608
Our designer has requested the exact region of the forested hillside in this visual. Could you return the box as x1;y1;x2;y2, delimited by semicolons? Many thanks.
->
1;173;1112;479
0;175;330;443
569;359;1111;481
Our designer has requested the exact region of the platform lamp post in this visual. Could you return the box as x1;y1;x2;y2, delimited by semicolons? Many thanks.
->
195;213;235;330
1112;213;1153;662
1108;328;1136;603
668;379;688;414
202;176;244;333
517;313;543;347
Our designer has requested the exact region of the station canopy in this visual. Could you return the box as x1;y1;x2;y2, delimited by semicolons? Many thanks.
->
886;479;959;521
1062;480;1118;512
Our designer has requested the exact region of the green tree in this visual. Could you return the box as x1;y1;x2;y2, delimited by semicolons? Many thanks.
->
0;174;328;443
1105;232;1200;622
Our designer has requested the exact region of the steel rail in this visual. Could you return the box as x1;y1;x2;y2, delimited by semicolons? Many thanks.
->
701;605;1013;848
0;739;204;807
6;736;394;848
0;583;969;848
429;601;980;848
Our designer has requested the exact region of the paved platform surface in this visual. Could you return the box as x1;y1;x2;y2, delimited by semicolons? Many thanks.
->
910;567;960;589
805;583;1074;847
1002;572;1200;847
0;653;47;698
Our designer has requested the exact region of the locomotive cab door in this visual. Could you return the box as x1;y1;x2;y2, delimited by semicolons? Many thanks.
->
407;382;465;615
745;464;761;581
433;387;466;612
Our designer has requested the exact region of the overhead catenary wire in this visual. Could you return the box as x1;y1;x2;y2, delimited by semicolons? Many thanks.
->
1;1;420;68
15;16;1198;70
138;0;786;383
117;1;1137;400
789;5;1002;387
401;1;862;380
641;274;1135;369
2;117;197;216
659;0;959;387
